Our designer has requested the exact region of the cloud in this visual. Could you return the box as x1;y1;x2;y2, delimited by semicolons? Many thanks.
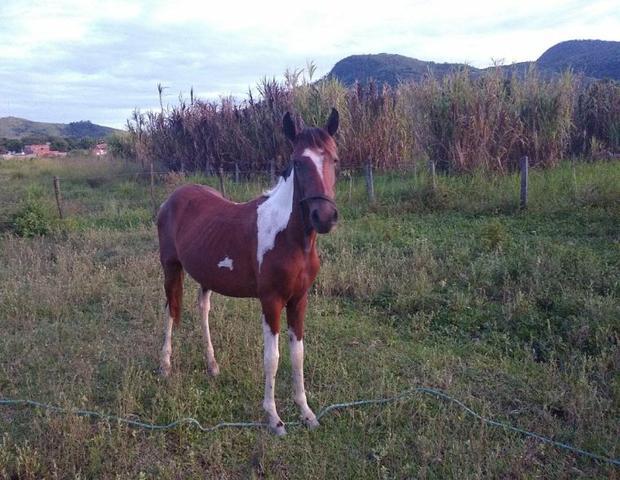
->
0;0;618;128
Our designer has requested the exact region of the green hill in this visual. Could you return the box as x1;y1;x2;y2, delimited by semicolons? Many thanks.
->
536;39;620;80
327;39;620;86
327;53;472;86
0;117;119;140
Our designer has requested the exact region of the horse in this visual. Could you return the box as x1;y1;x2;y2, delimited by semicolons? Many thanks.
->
156;109;339;435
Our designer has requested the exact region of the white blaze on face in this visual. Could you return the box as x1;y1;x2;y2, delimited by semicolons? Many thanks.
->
302;148;324;181
256;170;295;270
217;256;233;270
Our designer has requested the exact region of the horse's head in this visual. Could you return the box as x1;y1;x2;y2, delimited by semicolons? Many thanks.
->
283;109;339;234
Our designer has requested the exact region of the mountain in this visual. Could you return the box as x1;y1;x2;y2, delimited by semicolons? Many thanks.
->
536;40;620;80
327;39;620;86
0;117;120;140
328;53;473;86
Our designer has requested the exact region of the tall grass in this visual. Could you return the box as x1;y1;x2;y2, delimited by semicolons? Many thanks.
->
125;66;619;174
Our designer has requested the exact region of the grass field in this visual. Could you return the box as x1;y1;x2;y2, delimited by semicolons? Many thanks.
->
0;156;618;478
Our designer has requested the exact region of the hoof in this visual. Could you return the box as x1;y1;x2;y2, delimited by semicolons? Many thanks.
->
270;421;287;436
303;415;320;430
158;364;171;377
207;362;220;377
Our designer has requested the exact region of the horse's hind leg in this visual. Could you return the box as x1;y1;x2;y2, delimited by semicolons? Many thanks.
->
198;288;219;376
160;262;184;377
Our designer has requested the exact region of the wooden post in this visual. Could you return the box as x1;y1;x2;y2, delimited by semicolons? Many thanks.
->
149;160;156;216
365;159;375;203
235;162;240;183
520;155;528;210
205;156;214;177
429;160;437;191
348;171;353;202
270;158;276;183
53;176;63;219
218;166;226;197
572;160;578;199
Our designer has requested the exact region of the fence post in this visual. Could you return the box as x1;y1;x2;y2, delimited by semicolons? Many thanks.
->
429;160;437;191
235;162;240;183
365;159;375;203
218;166;226;197
348;170;353;202
270;158;276;183
149;160;156;216
572;160;578;199
520;155;528;209
53;176;63;219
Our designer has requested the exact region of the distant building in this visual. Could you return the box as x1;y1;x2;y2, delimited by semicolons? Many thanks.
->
23;143;67;157
92;143;108;156
24;144;51;156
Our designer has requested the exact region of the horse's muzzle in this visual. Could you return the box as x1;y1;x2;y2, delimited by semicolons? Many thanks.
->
310;203;338;234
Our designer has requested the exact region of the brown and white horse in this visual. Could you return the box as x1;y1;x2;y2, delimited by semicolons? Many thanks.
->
156;109;339;435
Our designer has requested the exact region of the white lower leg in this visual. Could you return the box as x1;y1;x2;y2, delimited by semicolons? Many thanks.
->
198;290;219;376
160;306;174;376
288;329;319;428
262;316;285;435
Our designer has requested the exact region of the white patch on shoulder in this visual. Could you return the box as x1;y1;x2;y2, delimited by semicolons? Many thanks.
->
302;148;324;181
217;256;233;270
256;170;295;270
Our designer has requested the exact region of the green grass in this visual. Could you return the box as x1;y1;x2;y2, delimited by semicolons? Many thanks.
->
0;157;618;478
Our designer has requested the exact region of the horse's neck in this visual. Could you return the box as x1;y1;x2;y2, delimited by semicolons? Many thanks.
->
257;170;315;269
269;170;316;251
289;180;317;253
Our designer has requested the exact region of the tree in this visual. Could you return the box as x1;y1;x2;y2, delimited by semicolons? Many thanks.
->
3;138;24;153
50;137;68;152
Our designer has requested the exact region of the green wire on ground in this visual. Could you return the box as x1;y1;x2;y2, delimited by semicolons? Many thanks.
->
1;387;618;467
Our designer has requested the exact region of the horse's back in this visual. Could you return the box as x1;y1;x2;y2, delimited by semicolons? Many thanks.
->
158;182;231;227
159;183;224;213
157;184;226;259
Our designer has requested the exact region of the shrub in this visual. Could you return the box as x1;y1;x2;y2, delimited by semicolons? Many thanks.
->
480;220;510;251
11;198;53;237
107;133;135;160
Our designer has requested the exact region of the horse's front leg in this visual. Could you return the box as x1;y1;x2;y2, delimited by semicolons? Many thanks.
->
286;293;319;429
260;298;286;436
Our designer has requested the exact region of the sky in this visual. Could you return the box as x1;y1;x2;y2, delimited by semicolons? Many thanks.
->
0;0;618;129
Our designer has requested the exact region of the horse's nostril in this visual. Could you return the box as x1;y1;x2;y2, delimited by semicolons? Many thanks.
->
311;210;320;224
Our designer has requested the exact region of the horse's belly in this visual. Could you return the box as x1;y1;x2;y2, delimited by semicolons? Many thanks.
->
182;259;258;298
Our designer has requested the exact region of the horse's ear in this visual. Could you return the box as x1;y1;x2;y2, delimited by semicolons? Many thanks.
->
283;112;297;142
325;108;339;137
